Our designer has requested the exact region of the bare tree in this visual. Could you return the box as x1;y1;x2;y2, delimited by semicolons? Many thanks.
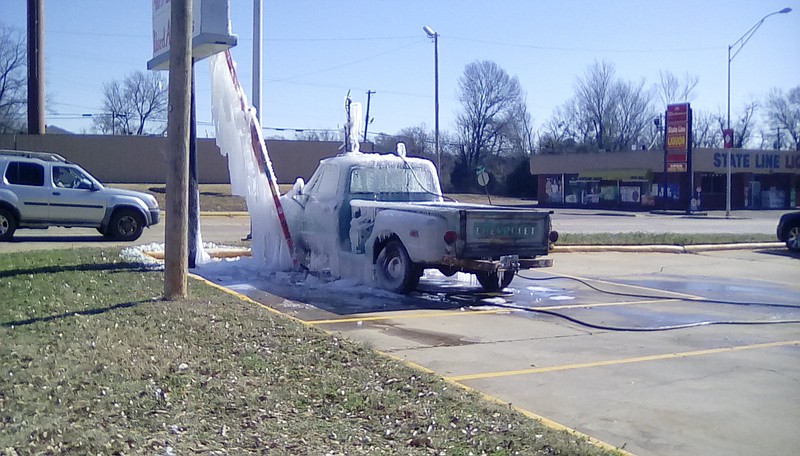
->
455;60;526;172
127;71;167;135
733;101;758;148
765;86;800;150
574;60;616;150
609;78;655;150
295;129;338;141
655;70;699;108
94;71;167;135
548;60;654;152
692;110;723;148
0;24;26;133
451;61;528;191
503;99;535;156
383;124;433;158
94;80;129;134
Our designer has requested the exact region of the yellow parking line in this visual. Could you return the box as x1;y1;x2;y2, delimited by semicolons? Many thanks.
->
379;352;636;456
307;308;514;325
447;339;800;382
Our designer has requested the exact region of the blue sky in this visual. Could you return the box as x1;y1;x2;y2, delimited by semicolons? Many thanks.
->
3;0;799;140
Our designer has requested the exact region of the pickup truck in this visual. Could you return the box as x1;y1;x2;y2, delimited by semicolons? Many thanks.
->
0;150;160;241
282;148;556;293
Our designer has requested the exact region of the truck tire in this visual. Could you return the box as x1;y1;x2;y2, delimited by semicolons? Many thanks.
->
785;223;800;252
476;269;515;292
0;208;17;241
108;209;145;241
376;240;420;293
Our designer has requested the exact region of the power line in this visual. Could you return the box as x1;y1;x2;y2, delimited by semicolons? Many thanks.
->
448;35;721;53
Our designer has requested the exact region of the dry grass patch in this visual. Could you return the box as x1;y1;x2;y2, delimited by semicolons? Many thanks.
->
0;248;620;455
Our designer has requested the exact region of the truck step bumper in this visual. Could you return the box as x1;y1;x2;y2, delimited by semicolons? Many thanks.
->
518;258;553;269
437;256;553;273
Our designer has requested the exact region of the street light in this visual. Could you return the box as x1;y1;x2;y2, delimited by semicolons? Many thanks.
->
423;25;440;181
725;7;791;217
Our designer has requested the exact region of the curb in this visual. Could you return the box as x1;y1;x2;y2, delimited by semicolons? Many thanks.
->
144;243;785;260
552;242;784;254
160;211;250;218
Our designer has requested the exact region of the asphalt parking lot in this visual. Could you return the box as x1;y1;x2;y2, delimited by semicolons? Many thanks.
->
216;247;800;456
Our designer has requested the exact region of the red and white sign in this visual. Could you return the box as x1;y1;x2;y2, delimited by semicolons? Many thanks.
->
665;103;691;173
148;0;238;70
723;128;734;149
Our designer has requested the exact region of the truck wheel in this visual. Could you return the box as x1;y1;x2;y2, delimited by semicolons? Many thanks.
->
0;208;17;241
785;224;800;252
108;209;145;241
376;240;419;293
476;269;515;292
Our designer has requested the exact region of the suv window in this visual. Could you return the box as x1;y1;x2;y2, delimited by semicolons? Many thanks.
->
5;161;45;186
53;165;93;189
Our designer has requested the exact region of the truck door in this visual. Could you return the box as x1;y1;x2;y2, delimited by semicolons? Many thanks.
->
4;161;49;222
300;164;342;258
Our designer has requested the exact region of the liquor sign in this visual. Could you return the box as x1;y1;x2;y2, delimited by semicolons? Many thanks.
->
665;103;691;173
147;0;238;70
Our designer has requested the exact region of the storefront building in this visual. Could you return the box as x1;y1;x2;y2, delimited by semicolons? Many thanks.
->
530;148;800;211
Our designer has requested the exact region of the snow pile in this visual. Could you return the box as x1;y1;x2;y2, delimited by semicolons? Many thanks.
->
209;52;293;271
121;243;165;269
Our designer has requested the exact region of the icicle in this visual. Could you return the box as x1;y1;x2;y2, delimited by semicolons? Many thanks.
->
342;92;362;154
209;52;294;271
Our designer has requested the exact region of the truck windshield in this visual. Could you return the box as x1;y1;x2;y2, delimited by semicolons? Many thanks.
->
349;164;438;197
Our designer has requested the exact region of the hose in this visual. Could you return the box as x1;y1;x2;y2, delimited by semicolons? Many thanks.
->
438;273;800;332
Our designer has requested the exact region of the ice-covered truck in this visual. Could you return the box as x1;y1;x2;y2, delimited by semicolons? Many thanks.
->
281;148;557;293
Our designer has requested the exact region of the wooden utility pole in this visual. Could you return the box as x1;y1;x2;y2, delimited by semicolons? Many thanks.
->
26;0;45;134
363;90;375;142
164;0;192;300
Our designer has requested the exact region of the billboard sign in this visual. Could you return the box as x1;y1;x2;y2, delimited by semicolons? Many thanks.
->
148;0;238;70
665;103;691;173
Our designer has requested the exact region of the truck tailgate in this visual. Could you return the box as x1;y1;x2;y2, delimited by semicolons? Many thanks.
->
460;209;550;259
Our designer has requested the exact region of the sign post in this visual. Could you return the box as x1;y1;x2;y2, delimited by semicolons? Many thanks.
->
664;103;693;211
152;0;237;297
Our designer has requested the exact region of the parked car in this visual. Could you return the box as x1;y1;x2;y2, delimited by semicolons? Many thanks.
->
0;150;160;241
777;211;800;252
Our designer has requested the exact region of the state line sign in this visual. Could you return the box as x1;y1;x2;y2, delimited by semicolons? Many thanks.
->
665;103;691;173
147;0;238;71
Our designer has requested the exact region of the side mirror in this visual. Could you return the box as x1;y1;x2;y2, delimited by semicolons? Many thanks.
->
292;177;305;195
287;177;308;208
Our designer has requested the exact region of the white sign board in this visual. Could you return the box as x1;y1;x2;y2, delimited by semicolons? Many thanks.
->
147;0;237;70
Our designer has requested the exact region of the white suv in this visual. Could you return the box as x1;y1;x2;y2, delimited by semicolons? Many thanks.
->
0;150;160;241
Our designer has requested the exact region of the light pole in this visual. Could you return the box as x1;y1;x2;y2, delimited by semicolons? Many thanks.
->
726;7;791;217
423;25;440;180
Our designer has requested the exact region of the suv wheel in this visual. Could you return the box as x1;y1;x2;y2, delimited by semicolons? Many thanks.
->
0;208;17;241
785;223;800;252
109;209;145;241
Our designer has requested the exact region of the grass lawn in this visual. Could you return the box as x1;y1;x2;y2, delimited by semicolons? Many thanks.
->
0;248;620;455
